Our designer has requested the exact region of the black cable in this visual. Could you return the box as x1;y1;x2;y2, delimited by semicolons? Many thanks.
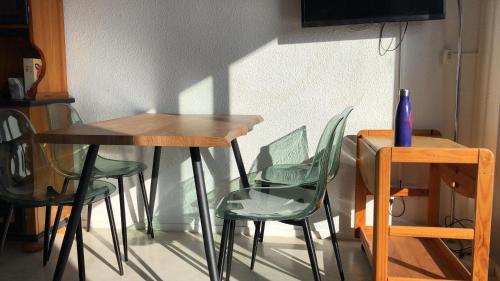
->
378;21;409;56
389;197;406;218
389;180;406;218
444;216;473;228
444;216;473;257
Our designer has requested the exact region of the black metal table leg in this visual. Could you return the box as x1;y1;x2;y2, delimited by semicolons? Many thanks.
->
230;139;250;188
52;144;100;281
148;146;161;235
190;147;219;281
76;219;85;281
138;172;154;238
231;139;260;240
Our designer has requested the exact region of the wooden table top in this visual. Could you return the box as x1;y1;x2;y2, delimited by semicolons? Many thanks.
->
359;134;480;164
362;135;467;151
35;113;264;147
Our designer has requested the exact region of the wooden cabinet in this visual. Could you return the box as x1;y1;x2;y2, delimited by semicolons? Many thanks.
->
0;0;72;241
1;0;67;99
355;130;494;281
28;0;68;99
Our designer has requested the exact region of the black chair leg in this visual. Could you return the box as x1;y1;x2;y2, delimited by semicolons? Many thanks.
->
87;204;92;232
48;206;63;260
259;222;265;242
250;221;261;270
1;205;14;252
48;178;70;260
43;205;52;266
324;191;344;280
76;219;85;281
138;172;154;238
258;184;269;243
303;218;321;281
226;220;236;281
117;176;128;261
105;197;124;275
217;219;230;281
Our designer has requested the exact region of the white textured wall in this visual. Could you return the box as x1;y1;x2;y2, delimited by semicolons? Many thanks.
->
62;0;479;237
399;0;481;227
474;0;500;272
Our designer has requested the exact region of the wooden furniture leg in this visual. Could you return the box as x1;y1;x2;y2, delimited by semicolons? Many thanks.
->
355;135;367;238
355;164;367;238
471;149;494;280
373;148;391;281
428;163;441;226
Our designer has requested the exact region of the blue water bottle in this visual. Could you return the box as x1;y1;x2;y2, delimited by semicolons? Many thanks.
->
395;89;413;147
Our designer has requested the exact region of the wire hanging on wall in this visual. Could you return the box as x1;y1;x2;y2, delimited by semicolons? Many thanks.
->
445;0;472;259
378;21;409;56
448;0;465;231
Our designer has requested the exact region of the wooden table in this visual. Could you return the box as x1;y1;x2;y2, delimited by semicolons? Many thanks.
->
354;130;494;281
36;113;263;281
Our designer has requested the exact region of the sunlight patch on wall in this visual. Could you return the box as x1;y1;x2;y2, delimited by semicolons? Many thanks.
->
178;76;214;114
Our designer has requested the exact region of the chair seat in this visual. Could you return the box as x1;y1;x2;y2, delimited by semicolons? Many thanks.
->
255;164;317;186
215;186;318;221
0;180;116;207
93;157;147;178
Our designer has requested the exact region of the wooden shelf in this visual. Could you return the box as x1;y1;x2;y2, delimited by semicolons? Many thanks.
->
360;227;471;280
0;95;74;107
0;0;72;242
0;25;30;36
0;24;29;30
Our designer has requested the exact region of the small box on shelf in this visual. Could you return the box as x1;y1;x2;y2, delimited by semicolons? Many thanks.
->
23;58;43;97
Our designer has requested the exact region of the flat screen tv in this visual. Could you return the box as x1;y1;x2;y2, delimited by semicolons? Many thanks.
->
0;0;29;25
302;0;445;27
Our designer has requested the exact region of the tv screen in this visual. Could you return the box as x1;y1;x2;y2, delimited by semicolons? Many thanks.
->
302;0;445;27
0;0;29;25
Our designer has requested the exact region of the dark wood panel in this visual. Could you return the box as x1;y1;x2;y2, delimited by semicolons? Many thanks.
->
0;96;74;107
0;35;40;97
29;0;68;99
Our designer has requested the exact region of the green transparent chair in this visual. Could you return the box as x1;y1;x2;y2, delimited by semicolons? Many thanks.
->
0;109;123;278
46;103;153;262
216;112;346;281
250;106;353;280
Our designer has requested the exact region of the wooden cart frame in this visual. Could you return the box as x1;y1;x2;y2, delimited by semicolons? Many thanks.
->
354;130;494;281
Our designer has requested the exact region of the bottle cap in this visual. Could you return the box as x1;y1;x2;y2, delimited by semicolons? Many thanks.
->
400;89;410;97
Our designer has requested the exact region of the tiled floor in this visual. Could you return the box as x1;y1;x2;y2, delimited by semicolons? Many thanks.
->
0;229;371;281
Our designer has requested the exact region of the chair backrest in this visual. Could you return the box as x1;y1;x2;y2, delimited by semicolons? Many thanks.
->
327;106;353;180
247;126;309;184
47;103;84;128
45;103;88;178
0;109;48;199
304;106;352;210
